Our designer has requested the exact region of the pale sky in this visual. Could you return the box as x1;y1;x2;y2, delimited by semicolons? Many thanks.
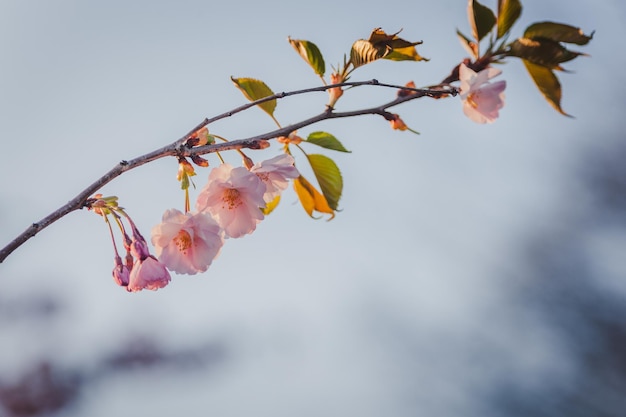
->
1;1;624;416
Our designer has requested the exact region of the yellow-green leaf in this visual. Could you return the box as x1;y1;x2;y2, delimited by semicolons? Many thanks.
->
231;77;277;117
384;45;428;62
524;21;593;45
497;0;522;39
261;195;280;215
288;37;325;77
293;175;335;219
307;154;343;211
180;174;190;190
305;132;351;153
523;59;570;116
468;0;496;41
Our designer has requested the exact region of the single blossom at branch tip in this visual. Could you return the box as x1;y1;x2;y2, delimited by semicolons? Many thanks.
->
251;154;300;203
127;256;172;292
151;209;224;275
195;163;267;238
458;63;506;124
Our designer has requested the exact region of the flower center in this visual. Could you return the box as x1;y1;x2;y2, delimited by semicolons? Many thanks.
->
467;92;480;109
256;172;270;182
174;230;192;253
222;188;242;209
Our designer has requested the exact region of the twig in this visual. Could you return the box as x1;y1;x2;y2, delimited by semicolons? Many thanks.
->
0;81;456;263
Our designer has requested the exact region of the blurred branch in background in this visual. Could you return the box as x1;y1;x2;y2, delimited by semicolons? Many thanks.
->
0;293;229;417
493;133;626;416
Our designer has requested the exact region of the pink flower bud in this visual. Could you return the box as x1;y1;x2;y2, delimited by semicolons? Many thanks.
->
112;256;130;287
130;239;150;261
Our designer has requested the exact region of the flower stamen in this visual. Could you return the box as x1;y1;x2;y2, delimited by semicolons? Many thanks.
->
222;188;242;210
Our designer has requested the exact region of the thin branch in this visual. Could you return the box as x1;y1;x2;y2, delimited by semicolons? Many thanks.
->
0;82;456;263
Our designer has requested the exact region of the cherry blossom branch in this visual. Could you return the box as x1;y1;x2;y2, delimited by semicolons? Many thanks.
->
0;81;456;263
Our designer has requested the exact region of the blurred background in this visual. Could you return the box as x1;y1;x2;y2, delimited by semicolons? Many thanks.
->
1;0;625;416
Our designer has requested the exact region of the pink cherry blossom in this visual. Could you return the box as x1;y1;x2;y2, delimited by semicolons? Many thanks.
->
127;256;171;292
195;163;267;238
250;154;299;202
151;209;224;275
459;63;506;124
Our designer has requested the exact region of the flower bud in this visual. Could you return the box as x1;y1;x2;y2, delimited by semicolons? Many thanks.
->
328;73;344;108
190;154;209;167
186;127;210;147
241;153;254;170
276;131;302;145
389;114;408;131
397;81;418;97
112;256;130;287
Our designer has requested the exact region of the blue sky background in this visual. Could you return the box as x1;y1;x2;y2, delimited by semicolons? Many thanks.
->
1;1;625;416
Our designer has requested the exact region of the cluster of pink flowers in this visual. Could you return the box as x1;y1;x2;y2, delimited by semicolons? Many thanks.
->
141;154;299;289
87;196;172;293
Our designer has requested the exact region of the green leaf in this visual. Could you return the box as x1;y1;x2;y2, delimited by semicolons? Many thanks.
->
288;37;326;77
293;175;335;219
305;132;351;153
468;0;496;41
522;59;570;116
306;154;343;211
180;174;189;190
230;77;277;117
497;0;522;38
457;29;479;58
524;21;593;45
508;37;583;69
